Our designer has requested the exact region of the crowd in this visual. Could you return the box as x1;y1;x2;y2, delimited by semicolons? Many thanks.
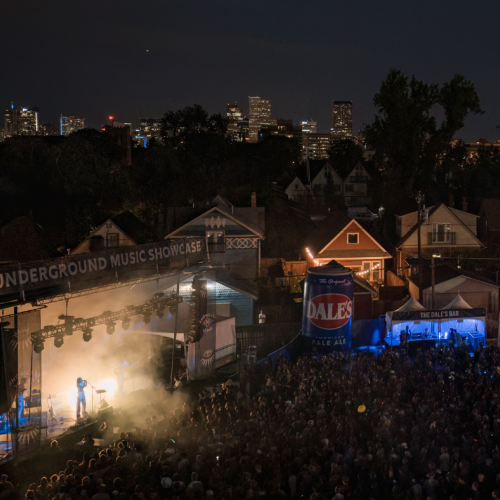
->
4;343;500;500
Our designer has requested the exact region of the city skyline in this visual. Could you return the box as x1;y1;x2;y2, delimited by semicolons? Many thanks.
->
1;0;499;142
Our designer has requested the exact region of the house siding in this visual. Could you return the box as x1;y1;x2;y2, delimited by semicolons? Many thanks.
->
400;205;481;255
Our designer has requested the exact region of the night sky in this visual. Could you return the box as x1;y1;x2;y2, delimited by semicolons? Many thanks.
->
2;0;499;141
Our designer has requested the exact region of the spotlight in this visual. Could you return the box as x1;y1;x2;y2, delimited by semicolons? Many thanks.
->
54;336;64;348
122;317;130;330
156;305;165;318
33;339;44;353
59;315;74;336
83;327;92;342
106;321;115;335
143;312;151;325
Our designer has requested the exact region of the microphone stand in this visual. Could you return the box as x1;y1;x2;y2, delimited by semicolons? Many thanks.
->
86;381;97;416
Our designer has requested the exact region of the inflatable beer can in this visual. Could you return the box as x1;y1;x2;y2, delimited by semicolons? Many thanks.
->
302;261;353;353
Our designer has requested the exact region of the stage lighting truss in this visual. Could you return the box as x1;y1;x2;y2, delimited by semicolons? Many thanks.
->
30;294;183;351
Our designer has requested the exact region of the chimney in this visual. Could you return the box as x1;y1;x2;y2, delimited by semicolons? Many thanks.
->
462;197;468;212
251;192;257;208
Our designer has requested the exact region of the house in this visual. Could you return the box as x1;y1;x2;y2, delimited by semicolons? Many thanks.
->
309;160;343;202
285;160;373;209
285;176;312;205
304;211;391;285
164;195;265;325
342;162;372;207
71;210;154;255
407;263;499;316
395;203;483;269
478;199;500;246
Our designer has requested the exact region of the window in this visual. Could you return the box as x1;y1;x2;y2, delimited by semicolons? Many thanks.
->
432;223;451;243
105;221;112;229
347;233;359;244
106;233;119;247
345;184;354;192
362;261;381;281
206;230;225;253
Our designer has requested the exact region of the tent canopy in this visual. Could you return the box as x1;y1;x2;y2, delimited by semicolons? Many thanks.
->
441;294;473;310
386;297;437;331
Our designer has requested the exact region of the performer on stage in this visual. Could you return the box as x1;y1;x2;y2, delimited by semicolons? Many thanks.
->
76;377;87;420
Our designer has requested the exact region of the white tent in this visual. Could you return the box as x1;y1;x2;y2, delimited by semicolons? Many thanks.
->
440;294;473;310
439;294;486;347
386;296;430;331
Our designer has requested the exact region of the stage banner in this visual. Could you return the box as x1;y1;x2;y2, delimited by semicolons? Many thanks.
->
0;237;207;300
187;313;216;381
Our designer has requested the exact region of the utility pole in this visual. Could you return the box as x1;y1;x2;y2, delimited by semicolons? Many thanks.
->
415;191;424;301
431;256;435;310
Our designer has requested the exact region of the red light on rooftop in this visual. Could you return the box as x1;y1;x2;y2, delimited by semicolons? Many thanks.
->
109;116;114;120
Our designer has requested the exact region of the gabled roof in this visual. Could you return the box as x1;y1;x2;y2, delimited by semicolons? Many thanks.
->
165;197;265;238
305;210;352;256
71;210;153;254
408;263;499;290
165;206;264;239
110;211;154;245
305;213;390;258
396;203;484;249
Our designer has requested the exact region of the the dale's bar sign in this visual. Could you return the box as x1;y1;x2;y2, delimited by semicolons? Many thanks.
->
0;238;207;299
392;307;485;322
420;310;460;319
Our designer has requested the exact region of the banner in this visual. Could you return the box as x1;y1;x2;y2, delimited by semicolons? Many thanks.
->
0;238;207;300
392;308;486;322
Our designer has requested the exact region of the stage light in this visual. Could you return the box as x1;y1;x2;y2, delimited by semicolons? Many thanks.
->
54;336;64;348
59;315;75;336
106;321;115;335
33;340;44;353
156;305;165;318
83;327;92;342
122;317;130;330
143;312;151;324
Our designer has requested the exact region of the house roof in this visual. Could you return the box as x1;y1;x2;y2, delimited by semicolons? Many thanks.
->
396;203;484;249
305;213;390;258
215;268;258;299
408;263;499;290
480;199;500;230
110;210;154;245
353;275;378;296
166;205;264;239
165;197;265;238
317;249;391;259
305;210;353;255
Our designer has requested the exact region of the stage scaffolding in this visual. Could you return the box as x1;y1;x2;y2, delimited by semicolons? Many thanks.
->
0;308;42;461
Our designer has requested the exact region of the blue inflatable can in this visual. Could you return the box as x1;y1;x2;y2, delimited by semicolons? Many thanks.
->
302;261;354;353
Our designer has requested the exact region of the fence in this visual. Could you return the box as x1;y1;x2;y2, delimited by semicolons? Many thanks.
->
236;322;301;357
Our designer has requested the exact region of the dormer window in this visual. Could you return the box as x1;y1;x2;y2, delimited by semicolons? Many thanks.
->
347;233;359;244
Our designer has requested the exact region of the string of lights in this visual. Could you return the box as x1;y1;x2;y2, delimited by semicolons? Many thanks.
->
31;293;182;353
355;263;380;276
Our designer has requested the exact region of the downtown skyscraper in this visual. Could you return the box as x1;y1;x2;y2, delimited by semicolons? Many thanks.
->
332;101;353;139
60;115;85;136
248;96;272;143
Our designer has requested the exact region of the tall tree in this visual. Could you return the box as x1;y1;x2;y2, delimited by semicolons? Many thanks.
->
327;139;364;179
364;69;482;210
